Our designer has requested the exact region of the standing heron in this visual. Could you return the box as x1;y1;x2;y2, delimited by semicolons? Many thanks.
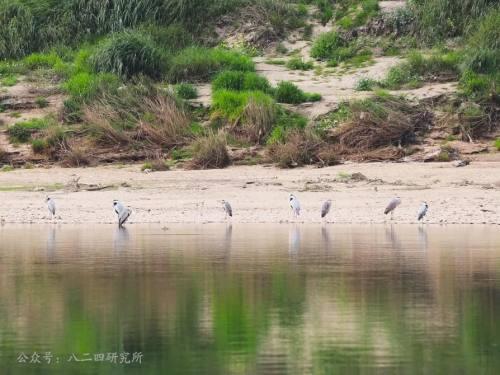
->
113;200;125;215
46;196;56;221
417;202;428;222
113;200;131;227
289;194;301;218
384;196;401;220
221;200;232;220
321;199;332;220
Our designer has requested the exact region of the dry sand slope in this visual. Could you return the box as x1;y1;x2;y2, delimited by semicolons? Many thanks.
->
0;163;499;225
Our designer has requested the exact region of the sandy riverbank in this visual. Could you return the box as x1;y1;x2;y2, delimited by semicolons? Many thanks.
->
0;162;499;225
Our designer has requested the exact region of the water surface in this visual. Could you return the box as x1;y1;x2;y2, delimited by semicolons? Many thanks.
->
1;224;499;374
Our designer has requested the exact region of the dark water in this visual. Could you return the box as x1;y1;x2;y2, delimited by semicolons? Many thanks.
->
0;224;499;374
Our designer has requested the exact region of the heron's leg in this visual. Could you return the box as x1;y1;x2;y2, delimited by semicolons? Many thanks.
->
391;211;394;220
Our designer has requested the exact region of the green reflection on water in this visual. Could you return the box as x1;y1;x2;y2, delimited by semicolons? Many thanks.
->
0;224;499;374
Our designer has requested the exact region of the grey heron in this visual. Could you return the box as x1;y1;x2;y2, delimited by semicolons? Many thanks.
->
289;194;301;218
221;200;232;219
321;199;332;220
113;200;131;227
417;202;428;222
113;200;125;215
384;196;401;220
46;197;56;220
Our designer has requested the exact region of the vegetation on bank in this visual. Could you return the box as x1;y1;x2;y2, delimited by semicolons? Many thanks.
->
0;0;498;169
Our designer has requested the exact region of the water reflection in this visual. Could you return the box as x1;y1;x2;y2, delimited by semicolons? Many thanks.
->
0;224;499;374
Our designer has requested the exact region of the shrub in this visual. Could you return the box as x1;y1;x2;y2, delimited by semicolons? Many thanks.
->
241;95;277;143
410;0;498;43
142;24;193;52
274;81;321;104
1;74;17;86
459;70;495;99
212;71;271;93
63;72;120;101
175;83;198;99
267;130;319;168
382;51;461;89
286;57;314;70
89;31;166;79
35;96;49;108
355;78;377;91
494;138;500;151
84;84;190;148
31;139;48;154
311;32;346;60
23;52;62;69
0;1;36;59
8;118;50;143
212;90;273;121
267;110;308;144
169;47;254;82
190;132;230;169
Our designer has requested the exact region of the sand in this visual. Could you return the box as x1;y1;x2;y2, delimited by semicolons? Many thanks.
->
0;162;499;225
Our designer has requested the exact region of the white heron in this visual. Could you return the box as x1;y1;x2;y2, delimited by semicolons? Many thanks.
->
384;196;401;220
417;202;428;222
221;200;232;219
46;196;56;221
321;199;332;220
289;194;301;218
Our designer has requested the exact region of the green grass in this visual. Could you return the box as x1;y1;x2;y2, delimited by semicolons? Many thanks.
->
23;52;63;69
286;57;314;70
89;31;166;79
494;138;500;151
1;74;18;86
267;110;308;145
63;72;120;101
211;90;273;121
31;138;48;154
175;83;198;99
212;71;271;93
355;78;377;91
8;118;51;143
409;0;497;43
169;47;254;82
311;32;346;60
274;81;321;104
382;51;462;89
35;96;49;108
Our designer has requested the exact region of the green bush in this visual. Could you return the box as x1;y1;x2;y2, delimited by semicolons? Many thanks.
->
274;81;321;104
494;138;500;151
355;78;377;91
1;74;17;86
23;52;63;69
459;70;495;99
175;83;198;99
142;24;193;52
409;0;498;43
286;57;314;70
212;71;271;93
169;47;254;82
462;7;499;75
212;90;273;121
383;51;461;89
89;31;166;79
267;110;308;145
311;32;346;60
35;96;49;108
0;1;36;59
31;139;48;154
8;118;50;143
63;72;120;101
